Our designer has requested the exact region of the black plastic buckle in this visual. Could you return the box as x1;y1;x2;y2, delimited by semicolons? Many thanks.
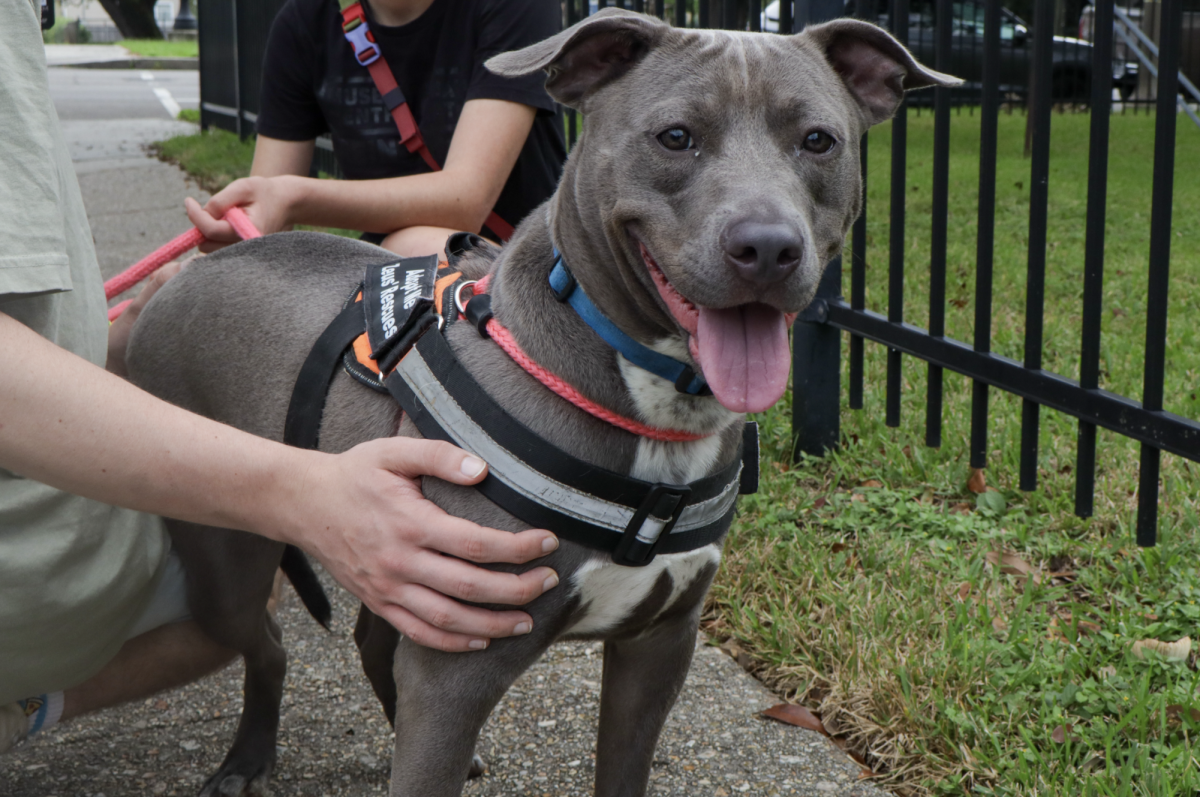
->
464;294;494;339
613;484;691;567
673;364;713;396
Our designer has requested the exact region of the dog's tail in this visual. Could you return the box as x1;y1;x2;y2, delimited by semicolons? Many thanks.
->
280;544;333;630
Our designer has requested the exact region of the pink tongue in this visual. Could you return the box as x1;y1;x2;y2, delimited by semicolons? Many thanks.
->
694;304;791;413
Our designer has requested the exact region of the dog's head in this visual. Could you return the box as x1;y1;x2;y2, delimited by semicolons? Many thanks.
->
488;10;959;414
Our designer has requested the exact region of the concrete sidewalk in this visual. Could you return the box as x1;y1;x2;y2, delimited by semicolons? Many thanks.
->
58;118;208;304
0;118;890;797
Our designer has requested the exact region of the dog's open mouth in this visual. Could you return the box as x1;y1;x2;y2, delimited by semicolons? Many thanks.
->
637;242;797;414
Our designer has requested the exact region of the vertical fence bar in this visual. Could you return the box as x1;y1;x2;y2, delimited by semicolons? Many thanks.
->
231;0;243;139
750;0;762;30
1075;0;1114;518
885;0;909;428
1137;0;1182;547
1019;0;1055;491
655;0;665;20
699;0;710;27
925;0;952;449
970;0;1001;470
675;0;687;26
779;0;792;33
792;0;848;459
849;135;868;411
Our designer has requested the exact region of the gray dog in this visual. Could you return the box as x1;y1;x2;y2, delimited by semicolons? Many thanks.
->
127;9;956;796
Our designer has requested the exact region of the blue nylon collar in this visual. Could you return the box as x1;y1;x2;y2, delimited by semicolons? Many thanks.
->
549;250;709;396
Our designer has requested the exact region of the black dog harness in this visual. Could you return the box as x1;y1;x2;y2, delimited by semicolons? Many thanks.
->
284;239;758;567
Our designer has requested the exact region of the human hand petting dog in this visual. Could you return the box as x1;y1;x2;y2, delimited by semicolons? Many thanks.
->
1;311;558;654
276;438;560;652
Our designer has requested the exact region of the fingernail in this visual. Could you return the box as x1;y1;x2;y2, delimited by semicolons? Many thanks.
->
513;622;532;635
541;535;559;553
542;572;559;592
460;456;486;478
468;639;488;650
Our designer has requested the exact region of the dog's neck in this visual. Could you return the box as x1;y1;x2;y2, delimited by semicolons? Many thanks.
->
486;205;741;483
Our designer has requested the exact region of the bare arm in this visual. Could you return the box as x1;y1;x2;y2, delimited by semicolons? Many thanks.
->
188;99;536;241
250;135;316;178
1;310;558;652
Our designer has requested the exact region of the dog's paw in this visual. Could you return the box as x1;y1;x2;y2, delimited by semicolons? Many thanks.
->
468;753;488;779
198;763;274;797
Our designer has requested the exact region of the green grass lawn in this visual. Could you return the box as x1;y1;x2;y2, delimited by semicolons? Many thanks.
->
706;110;1200;796
120;38;198;58
157;111;1200;795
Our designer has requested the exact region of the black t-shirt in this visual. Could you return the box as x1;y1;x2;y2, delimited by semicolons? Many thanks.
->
256;0;566;231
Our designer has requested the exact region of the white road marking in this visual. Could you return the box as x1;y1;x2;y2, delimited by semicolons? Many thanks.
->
140;71;155;81
153;87;181;119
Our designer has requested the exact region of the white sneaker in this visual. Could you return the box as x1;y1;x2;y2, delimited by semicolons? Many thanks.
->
0;702;29;754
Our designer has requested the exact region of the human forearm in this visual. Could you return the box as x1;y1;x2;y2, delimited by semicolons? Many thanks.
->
0;310;304;538
283;168;492;234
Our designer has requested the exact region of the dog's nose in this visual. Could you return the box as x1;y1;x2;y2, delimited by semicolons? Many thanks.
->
721;220;804;285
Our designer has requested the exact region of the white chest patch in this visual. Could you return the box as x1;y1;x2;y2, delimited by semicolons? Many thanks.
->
561;340;737;636
566;546;721;637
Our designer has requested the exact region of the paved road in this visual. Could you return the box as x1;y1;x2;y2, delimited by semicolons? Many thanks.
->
48;67;198;122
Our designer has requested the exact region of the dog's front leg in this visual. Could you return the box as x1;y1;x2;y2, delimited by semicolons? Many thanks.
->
594;612;701;796
387;632;554;796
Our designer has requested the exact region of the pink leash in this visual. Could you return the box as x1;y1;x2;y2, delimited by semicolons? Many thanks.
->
470;274;708;443
105;206;261;322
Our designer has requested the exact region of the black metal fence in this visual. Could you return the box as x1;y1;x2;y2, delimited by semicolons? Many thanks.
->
198;0;1197;544
787;0;1199;548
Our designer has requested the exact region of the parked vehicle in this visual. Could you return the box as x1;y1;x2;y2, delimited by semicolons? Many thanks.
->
761;0;1139;102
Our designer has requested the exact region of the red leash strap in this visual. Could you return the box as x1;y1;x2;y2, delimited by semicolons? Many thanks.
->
105;206;261;322
339;2;515;242
463;274;709;443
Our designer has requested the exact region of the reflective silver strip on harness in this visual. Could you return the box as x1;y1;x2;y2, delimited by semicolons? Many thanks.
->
395;346;741;538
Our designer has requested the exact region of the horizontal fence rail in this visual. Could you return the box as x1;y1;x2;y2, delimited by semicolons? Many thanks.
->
197;0;1196;545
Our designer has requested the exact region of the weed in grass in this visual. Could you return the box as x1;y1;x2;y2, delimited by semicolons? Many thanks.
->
706;109;1200;797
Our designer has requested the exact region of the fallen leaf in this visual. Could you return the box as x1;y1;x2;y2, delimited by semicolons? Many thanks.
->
1097;666;1117;680
1081;754;1105;773
761;704;828;736
992;617;1009;633
1076;620;1102;635
950;502;972;514
831;543;849;554
860;479;883;488
1132;637;1192;662
154;700;169;711
901;445;912;457
1166;704;1200;723
967;467;987;494
813;497;828;510
985;550;1034;577
851;493;866;503
956;582;971;602
858;768;877;779
1050;723;1079;744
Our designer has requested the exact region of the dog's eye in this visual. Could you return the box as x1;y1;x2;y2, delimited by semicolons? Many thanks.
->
802;130;836;154
657;128;695;152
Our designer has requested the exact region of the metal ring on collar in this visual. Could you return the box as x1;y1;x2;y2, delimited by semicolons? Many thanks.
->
454;280;479;316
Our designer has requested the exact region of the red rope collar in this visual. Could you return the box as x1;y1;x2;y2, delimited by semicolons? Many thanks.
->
470;274;709;443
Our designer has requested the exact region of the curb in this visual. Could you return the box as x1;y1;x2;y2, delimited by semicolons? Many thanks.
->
51;57;198;70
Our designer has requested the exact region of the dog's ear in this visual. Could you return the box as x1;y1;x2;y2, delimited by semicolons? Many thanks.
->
486;8;669;109
803;19;962;126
